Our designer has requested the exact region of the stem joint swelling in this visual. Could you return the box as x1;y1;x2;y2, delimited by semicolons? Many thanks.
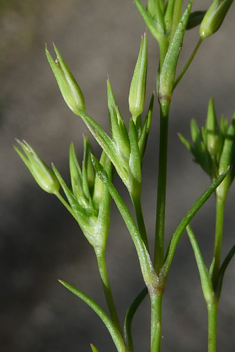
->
158;94;171;105
148;275;166;297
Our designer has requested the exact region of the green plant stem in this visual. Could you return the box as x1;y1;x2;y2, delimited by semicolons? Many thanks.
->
159;38;169;72
133;195;149;251
55;191;77;220
150;289;164;352
95;248;123;336
173;38;203;89
154;102;170;274
207;301;218;352
212;195;226;287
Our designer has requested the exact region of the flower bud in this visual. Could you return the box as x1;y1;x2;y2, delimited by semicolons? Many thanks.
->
90;344;100;352
206;97;221;157
129;33;148;119
46;44;85;113
199;0;234;39
14;140;60;194
82;134;95;198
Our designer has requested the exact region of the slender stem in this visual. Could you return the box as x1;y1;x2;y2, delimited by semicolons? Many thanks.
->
55;191;77;220
159;38;169;72
133;194;149;252
150;289;164;352
95;248;123;337
207;301;218;352
173;38;203;89
212;195;226;287
154;102;170;274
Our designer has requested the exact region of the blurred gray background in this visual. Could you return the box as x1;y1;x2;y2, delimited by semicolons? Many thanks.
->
1;0;235;351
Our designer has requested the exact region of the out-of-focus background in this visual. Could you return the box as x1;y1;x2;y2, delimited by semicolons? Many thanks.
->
1;1;235;351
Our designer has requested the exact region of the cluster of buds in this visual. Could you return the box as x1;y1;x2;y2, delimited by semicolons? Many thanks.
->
77;78;154;204
134;0;234;101
134;0;234;41
53;137;112;250
179;98;235;200
15;137;112;251
45;36;153;204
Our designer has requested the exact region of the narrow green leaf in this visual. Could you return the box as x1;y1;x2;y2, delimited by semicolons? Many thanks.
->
217;118;235;199
52;164;86;214
215;244;235;298
170;0;183;41
209;257;215;280
138;93;154;160
124;287;148;352
186;225;213;303
159;1;192;101
178;133;193;152
109;106;130;161
107;78;118;112
69;143;83;201
164;0;176;35
52;165;98;246
191;119;202;145
59;280;127;352
163;168;229;277
147;0;165;31
128;119;142;198
134;0;164;42
82;135;95;200
75;108;116;161
75;108;128;185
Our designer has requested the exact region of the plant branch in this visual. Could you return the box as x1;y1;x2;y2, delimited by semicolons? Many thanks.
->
95;248;123;336
173;37;203;89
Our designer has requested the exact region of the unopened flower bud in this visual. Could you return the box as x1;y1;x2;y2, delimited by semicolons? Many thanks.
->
129;33;148;119
199;0;234;39
46;44;85;113
14;140;60;194
206;97;221;156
